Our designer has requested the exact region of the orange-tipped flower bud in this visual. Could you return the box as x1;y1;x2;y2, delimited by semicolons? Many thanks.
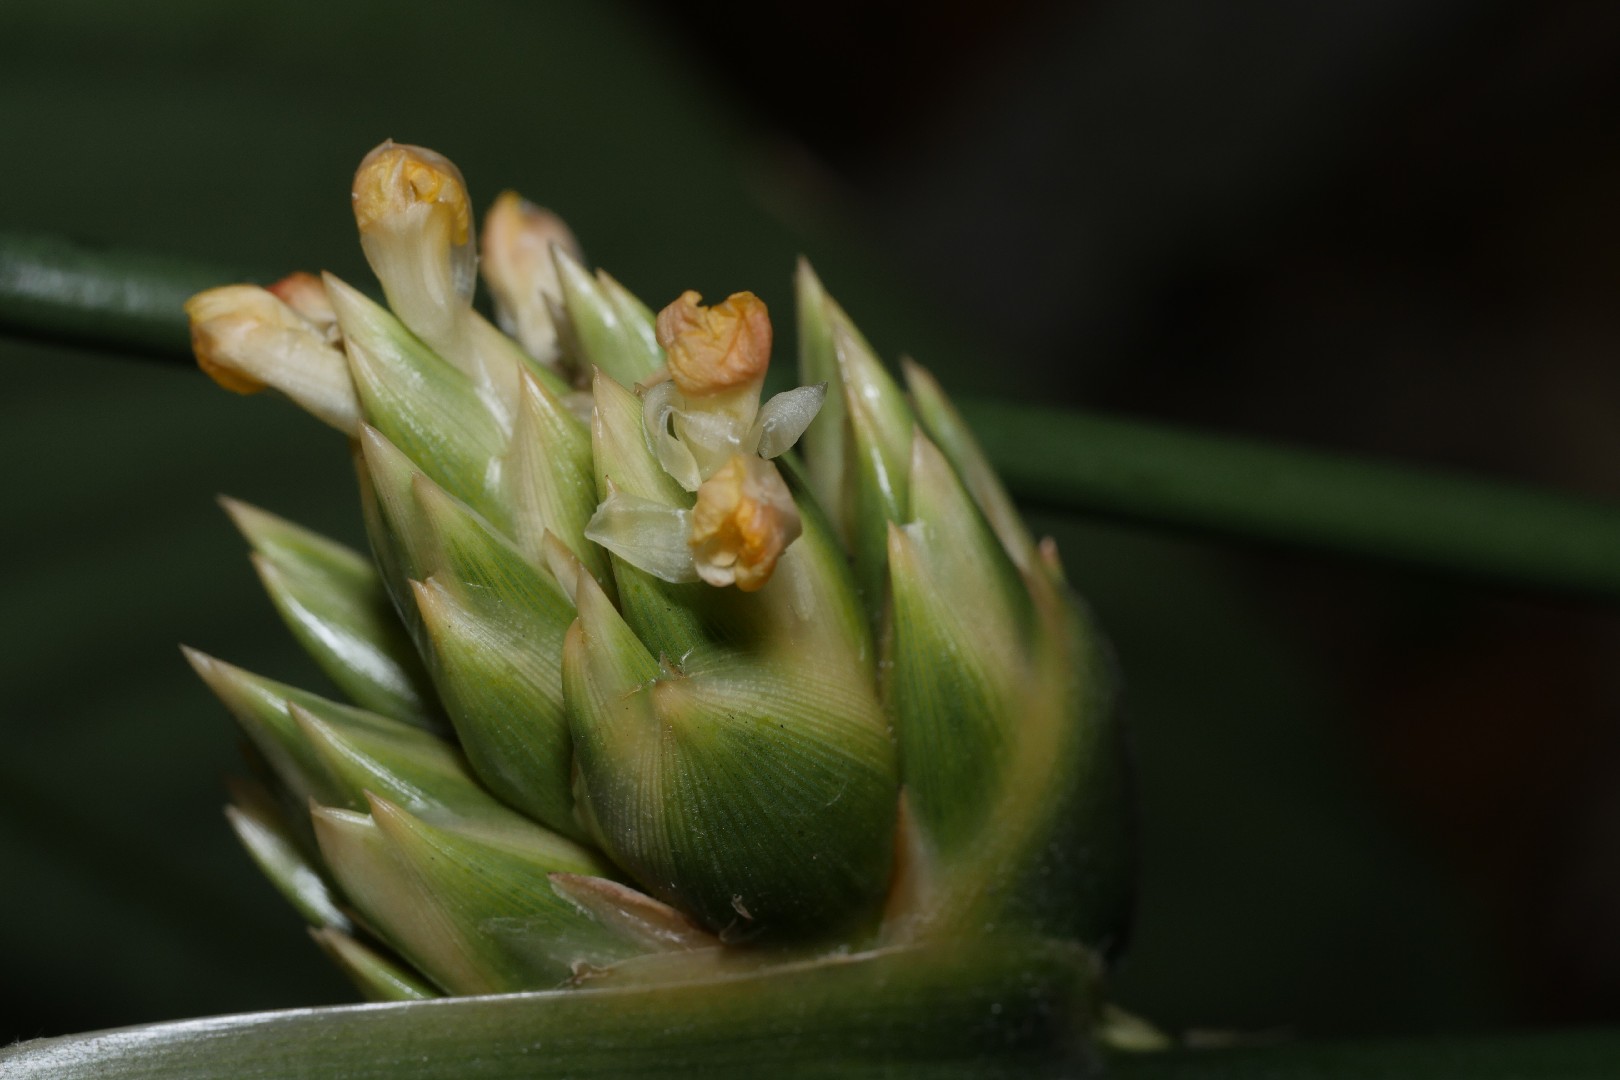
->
352;142;472;248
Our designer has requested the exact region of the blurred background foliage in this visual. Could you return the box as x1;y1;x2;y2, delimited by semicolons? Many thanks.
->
5;0;1620;1049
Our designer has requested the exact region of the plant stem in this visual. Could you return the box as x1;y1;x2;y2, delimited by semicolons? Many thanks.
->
0;231;241;360
8;230;1620;599
962;399;1620;597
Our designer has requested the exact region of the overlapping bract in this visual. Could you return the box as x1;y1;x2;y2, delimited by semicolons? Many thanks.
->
185;142;1130;1002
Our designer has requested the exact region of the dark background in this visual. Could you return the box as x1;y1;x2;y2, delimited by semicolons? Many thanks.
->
6;0;1620;1045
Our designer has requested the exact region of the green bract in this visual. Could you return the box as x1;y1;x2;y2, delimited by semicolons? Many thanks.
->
175;141;1133;1070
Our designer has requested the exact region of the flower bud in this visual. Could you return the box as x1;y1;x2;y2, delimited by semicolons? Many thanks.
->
481;191;579;365
352;141;475;349
186;284;359;433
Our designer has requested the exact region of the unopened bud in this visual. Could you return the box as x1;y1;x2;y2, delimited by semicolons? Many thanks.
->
689;454;800;591
186;285;359;433
353;142;472;248
351;141;476;347
481;191;579;364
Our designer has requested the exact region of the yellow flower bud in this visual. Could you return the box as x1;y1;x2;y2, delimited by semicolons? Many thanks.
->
351;142;478;358
688;454;800;592
185;285;359;432
655;290;771;399
188;287;270;395
352;142;471;247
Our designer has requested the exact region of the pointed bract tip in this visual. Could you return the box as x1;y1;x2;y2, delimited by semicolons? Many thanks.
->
906;426;952;492
540;531;585;602
286;700;332;740
794;255;825;293
309;799;371;831
217;495;276;543
570;552;615;620
407;573;461;629
361;788;408;825
899;354;928;388
355;421;394;464
884;516;917;566
319;270;364;308
178;643;215;678
180;648;267;703
548;242;595;302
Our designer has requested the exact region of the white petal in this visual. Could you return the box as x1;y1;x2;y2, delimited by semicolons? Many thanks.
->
672;407;745;479
749;383;827;459
584;488;698;583
641;380;702;492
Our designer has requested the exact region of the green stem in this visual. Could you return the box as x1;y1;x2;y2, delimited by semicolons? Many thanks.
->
8;230;1620;598
962;399;1620;598
0;231;243;360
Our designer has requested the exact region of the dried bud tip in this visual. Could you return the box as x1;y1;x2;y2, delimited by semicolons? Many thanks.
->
656;289;772;398
352;141;471;245
689;453;800;591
